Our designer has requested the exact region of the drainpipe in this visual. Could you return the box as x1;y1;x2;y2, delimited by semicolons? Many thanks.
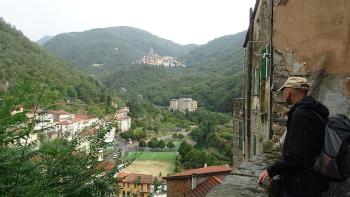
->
191;173;197;189
246;7;254;160
269;0;274;140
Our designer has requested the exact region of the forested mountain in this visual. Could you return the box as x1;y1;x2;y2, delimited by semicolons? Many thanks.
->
182;32;246;70
0;18;108;110
41;25;246;112
36;35;53;45
43;26;199;75
104;31;246;112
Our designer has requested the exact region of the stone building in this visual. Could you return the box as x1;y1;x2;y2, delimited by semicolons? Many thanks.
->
169;98;198;112
219;0;350;196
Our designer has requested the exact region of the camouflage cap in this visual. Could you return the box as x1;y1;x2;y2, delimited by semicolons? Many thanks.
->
277;77;310;92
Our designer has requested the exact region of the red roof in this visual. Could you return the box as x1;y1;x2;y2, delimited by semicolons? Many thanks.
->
116;116;131;121
118;172;152;184
48;110;71;115
56;120;74;125
164;165;232;180
187;176;223;197
75;114;96;120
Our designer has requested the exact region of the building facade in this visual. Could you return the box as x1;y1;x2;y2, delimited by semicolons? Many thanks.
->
234;0;350;195
169;98;198;112
117;172;153;197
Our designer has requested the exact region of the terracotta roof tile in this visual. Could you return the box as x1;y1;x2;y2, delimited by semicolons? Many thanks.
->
48;110;71;115
116;116;131;121
118;173;152;184
56;120;73;125
187;176;223;197
164;165;231;179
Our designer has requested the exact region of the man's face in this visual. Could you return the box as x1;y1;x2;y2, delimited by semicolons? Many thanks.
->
283;88;293;105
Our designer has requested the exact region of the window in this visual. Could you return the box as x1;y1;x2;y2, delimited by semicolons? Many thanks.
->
253;68;260;95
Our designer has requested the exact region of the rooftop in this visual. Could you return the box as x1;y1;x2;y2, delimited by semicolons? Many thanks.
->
48;110;71;115
164;165;232;180
188;176;223;197
118;172;153;184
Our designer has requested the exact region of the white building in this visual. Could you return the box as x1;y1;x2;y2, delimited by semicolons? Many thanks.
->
104;127;116;143
116;116;131;132
169;98;198;112
26;110;55;132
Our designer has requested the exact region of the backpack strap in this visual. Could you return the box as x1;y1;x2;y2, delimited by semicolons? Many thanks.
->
310;110;326;125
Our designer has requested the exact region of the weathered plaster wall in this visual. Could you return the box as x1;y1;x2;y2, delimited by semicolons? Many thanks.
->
273;1;350;196
249;0;273;158
273;0;350;75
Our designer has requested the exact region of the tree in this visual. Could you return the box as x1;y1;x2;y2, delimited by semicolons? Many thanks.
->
167;141;175;149
152;178;161;194
157;140;165;149
147;138;158;149
139;140;147;147
0;86;122;196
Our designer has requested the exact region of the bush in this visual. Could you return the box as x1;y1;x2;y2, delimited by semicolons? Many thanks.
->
167;141;175;149
139;140;147;147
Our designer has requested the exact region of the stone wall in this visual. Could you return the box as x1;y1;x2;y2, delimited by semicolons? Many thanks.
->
233;98;244;165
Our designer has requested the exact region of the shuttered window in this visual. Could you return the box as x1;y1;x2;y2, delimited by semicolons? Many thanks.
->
260;46;270;80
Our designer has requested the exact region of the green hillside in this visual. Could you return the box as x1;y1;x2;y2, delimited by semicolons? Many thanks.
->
42;25;246;112
182;32;246;70
104;31;246;112
43;26;198;75
36;35;53;45
0;18;109;113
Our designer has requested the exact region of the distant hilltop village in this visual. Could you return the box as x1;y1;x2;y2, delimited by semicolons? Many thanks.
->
133;47;185;68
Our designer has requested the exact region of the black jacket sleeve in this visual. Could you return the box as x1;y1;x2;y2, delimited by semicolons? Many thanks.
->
267;108;316;177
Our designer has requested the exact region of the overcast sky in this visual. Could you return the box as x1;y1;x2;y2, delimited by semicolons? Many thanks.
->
0;0;255;45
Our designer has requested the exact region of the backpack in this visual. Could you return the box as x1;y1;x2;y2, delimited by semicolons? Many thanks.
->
311;113;350;182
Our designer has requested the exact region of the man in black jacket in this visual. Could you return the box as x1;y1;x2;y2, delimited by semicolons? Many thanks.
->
258;77;329;197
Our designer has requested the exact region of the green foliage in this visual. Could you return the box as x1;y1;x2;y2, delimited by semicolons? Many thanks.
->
0;72;123;196
43;26;198;76
120;129;147;141
158;140;166;149
43;26;245;112
152;178;161;193
0;18;113;115
127;151;177;162
147;138;158;149
0;110;120;196
177;142;218;169
166;141;175;149
138;140;147;147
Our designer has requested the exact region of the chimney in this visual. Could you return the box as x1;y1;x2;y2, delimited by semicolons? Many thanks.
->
204;163;207;168
191;173;197;189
